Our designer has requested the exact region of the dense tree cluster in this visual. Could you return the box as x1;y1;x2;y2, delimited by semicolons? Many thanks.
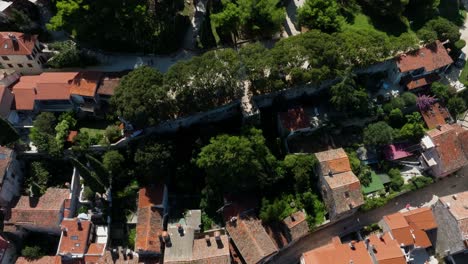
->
298;0;343;32
211;0;285;39
48;0;189;53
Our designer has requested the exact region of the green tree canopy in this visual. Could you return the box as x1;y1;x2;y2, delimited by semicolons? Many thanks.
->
388;168;404;191
211;0;285;38
417;17;461;43
29;113;62;156
71;157;106;194
447;96;467;117
283;154;318;192
102;150;125;174
297;0;342;32
330;71;369;114
363;121;395;146
134;141;173;177
111;66;175;128
21;246;43;260
196;128;283;192
165;49;243;115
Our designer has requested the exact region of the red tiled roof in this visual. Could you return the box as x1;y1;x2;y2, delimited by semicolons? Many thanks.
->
302;236;373;264
10;188;69;230
406;73;440;90
0;85;13;118
282;211;309;242
0;32;37;56
67;131;78;143
397;41;454;73
12;87;35;110
12;73;79;110
165;234;231;264
224;203;278;264
97;71;128;96
368;233;406;264
16;256;62;264
135;186;165;254
384;208;437;248
420;102;451;129
315;148;351;175
278;107;311;132
426;124;468;176
86;243;106;257
70;71;102;97
58;218;92;255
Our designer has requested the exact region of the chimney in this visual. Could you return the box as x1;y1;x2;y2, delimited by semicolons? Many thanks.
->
349;242;355;250
364;238;370;249
328;170;333;177
214;231;223;248
62;227;68;236
205;235;211;247
446;202;451;209
291;214;296;222
378;233;384;240
436;125;442;130
77;218;82;230
230;216;237;223
453;195;457;200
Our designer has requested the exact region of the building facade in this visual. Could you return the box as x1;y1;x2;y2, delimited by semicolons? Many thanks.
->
0;32;46;75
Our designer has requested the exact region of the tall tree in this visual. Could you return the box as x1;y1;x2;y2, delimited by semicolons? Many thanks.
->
196;128;283;192
297;0;342;33
417;17;461;44
363;121;395;146
330;70;369;114
360;0;409;18
283;154;317;192
134;141;173;177
111;66;175;128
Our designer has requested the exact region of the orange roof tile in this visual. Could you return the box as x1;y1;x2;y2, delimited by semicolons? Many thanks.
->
58;218;92;255
9;188;69;229
16;256;62;264
86;243;106;255
402;207;437;231
135;185;165;254
397;41;453;73
316;148;352;175
426;124;468;176
35;83;70;100
406;73;440;90
12;87;35;110
302;236;373;264
0;32;37;56
70;71;101;97
368;233;406;264
420;102;451;129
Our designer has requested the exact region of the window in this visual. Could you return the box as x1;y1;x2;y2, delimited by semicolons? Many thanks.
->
344;191;350;198
71;236;78;240
7;64;12;68
27;63;33;68
1;56;9;61
17;64;23;68
26;55;32;60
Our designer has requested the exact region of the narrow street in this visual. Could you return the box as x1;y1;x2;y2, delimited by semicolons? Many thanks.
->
269;170;468;264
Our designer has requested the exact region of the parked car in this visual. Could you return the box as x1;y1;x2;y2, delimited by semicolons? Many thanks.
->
455;52;466;68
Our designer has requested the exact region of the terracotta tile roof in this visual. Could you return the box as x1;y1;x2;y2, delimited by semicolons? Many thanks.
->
224;204;278;264
16;256;62;264
12;87;35;110
397;41;453;73
57;218;92;255
86;243;106;256
420;102;452;129
0;32;37;55
135;185;165;254
302;236;373;264
0;146;13;185
35;83;70;100
70;71;102;97
405;73;440;90
383;208;436;248
402;207;438;231
165;234;230;264
439;191;468;240
283;211;309;242
368;233;406;264
97;71;128;96
425;124;468;176
278;107;311;132
12;73;79;110
67;131;78;143
0;85;13;118
138;185;164;208
315;148;351;175
9;188;69;229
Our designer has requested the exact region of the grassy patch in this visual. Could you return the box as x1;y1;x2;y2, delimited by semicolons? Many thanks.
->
361;171;385;194
79;127;105;138
342;13;417;39
459;60;468;87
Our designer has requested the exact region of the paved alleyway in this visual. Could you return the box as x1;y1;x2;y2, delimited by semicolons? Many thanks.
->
269;171;468;264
